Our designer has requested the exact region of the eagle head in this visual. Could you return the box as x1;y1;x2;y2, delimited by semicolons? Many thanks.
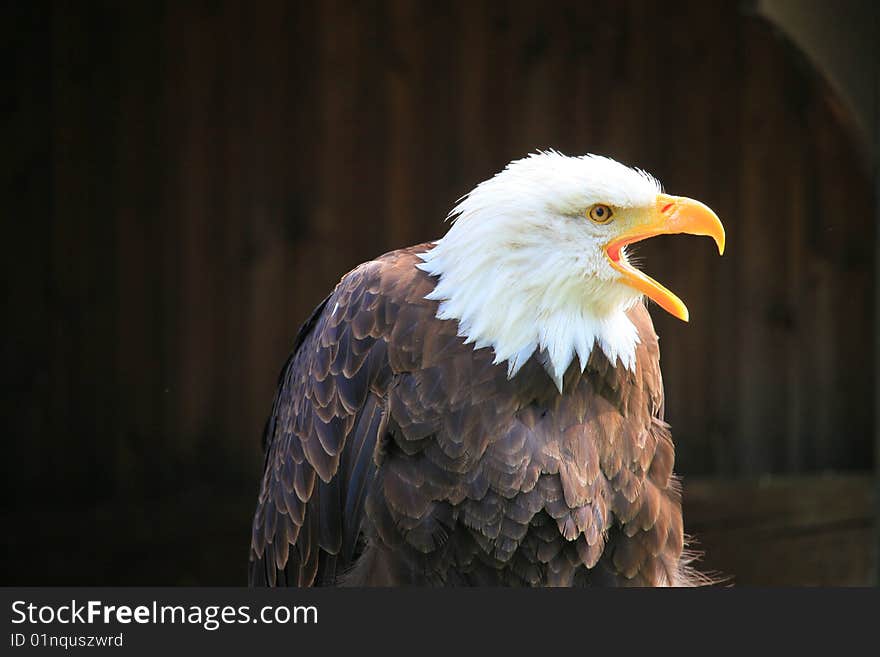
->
417;151;725;390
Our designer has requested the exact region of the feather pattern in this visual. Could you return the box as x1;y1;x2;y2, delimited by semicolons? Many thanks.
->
248;246;699;586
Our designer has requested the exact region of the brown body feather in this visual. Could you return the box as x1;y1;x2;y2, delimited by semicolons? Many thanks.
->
249;245;699;586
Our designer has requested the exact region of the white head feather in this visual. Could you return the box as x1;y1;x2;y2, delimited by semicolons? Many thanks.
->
417;151;664;392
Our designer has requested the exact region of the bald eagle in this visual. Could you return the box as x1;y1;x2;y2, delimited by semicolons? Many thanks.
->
249;152;725;586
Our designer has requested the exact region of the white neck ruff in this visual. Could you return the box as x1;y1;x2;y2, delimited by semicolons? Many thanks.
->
417;238;641;392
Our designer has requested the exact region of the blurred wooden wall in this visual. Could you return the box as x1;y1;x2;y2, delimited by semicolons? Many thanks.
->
2;0;874;583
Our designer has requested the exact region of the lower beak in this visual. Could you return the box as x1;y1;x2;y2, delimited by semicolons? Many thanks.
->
604;194;725;322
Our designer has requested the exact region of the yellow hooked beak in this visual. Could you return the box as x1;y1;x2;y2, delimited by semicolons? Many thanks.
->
605;194;725;322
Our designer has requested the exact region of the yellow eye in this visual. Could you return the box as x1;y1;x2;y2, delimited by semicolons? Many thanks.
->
588;204;613;223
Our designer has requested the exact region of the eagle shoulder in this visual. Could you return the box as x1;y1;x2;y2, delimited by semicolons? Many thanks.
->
249;244;439;585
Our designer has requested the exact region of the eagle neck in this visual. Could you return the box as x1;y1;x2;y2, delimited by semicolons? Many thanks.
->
415;239;641;393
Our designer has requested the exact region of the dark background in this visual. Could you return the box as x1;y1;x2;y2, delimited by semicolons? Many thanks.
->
3;0;877;585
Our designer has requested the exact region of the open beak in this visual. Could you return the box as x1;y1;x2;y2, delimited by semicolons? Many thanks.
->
605;194;725;322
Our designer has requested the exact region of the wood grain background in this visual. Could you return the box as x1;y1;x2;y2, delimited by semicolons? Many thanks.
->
2;0;874;584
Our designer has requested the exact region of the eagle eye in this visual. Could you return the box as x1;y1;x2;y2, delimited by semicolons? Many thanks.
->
587;204;613;224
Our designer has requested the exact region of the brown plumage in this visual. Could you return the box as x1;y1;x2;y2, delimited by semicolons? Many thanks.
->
248;245;702;586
